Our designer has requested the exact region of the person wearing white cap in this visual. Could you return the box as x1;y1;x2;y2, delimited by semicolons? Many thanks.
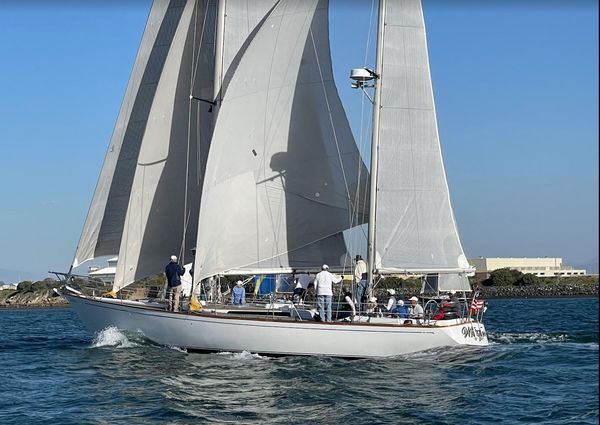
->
396;299;408;318
231;280;246;305
165;255;185;312
408;296;424;319
313;264;342;322
383;288;398;314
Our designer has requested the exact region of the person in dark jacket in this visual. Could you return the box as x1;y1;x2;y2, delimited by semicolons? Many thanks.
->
165;255;185;312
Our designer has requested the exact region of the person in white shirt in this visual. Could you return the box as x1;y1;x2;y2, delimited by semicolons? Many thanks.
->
313;264;342;322
408;296;424;318
353;255;368;310
383;288;398;314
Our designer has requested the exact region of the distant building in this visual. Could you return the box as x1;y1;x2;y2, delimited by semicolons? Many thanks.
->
88;257;118;284
469;257;586;278
0;284;17;290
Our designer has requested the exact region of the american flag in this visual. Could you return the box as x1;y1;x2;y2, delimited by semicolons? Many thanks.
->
470;298;485;311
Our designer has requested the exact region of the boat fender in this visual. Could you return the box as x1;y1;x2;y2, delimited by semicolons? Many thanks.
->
189;296;202;312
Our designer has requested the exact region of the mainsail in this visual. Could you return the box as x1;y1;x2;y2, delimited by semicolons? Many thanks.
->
195;0;369;281
373;0;470;275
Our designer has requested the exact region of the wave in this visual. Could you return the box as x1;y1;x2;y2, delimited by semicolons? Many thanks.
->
91;326;138;348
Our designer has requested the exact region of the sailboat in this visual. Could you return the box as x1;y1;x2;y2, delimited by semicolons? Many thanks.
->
58;0;489;358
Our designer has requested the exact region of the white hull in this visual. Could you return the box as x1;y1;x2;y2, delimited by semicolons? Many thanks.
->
64;292;488;358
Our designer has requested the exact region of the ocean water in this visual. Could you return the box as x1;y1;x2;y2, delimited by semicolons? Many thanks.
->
0;297;597;424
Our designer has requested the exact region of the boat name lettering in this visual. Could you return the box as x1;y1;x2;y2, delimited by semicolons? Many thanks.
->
461;326;486;341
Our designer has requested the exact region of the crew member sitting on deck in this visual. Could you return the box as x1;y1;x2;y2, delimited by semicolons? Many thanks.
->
343;291;356;316
366;296;378;315
432;302;447;320
446;290;461;318
408;296;424;319
382;288;398;315
231;280;246;305
396;299;408;318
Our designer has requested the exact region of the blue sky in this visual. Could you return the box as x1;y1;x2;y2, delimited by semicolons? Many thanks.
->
0;0;597;281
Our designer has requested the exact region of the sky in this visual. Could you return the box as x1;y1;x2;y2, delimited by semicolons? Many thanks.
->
0;0;597;282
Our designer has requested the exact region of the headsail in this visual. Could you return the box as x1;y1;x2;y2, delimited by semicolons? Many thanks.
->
73;0;187;268
373;0;470;274
195;0;369;281
73;0;283;290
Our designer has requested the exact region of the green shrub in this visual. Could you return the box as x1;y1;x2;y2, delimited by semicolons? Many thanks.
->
487;268;523;286
17;281;33;292
517;273;540;286
32;280;49;292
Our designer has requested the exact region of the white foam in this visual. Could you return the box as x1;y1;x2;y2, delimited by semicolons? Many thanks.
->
92;326;138;348
168;346;188;353
491;332;569;344
217;350;267;360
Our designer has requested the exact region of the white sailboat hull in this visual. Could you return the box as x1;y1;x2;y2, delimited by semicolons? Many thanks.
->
64;292;488;358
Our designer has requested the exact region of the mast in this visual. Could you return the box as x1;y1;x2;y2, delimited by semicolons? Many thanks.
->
213;0;226;110
366;0;385;296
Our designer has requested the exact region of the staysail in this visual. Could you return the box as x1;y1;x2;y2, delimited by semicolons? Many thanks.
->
114;0;211;290
195;0;369;281
373;0;470;274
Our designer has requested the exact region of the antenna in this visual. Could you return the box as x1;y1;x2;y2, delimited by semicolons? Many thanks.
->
349;68;378;103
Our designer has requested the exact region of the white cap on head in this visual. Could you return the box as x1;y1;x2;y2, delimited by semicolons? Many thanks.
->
450;290;456;295
409;296;419;302
369;296;377;302
236;280;243;286
170;255;178;262
397;299;404;306
322;264;329;270
387;289;396;295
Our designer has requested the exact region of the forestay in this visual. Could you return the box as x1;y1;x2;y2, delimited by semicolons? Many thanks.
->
373;0;470;274
195;0;368;281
